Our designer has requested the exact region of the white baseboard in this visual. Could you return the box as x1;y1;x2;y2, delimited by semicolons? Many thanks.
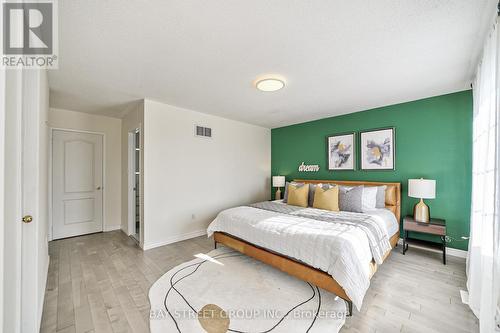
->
104;224;122;232
120;226;131;236
397;238;468;258
143;229;207;250
446;247;468;258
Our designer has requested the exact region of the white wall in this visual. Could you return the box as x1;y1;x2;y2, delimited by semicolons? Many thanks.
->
121;102;145;245
49;108;122;232
142;99;271;250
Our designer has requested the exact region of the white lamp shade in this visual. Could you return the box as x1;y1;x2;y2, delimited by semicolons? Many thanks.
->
408;179;436;199
272;176;286;187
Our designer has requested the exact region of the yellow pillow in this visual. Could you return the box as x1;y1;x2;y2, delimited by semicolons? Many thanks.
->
287;184;309;207
385;185;396;206
313;185;339;212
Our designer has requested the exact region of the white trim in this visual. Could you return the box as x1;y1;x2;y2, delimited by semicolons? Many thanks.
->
49;128;106;240
127;132;133;236
48;130;53;241
446;247;468;259
143;229;207;251
0;67;6;333
13;70;23;333
397;238;468;258
37;255;50;330
3;68;24;333
104;225;122;232
127;130;139;238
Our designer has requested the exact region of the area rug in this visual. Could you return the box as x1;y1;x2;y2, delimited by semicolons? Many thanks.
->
149;248;346;333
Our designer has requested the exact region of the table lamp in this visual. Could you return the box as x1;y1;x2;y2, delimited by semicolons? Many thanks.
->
272;176;286;200
408;178;436;223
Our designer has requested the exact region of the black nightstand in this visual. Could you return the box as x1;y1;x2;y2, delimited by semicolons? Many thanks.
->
402;215;447;264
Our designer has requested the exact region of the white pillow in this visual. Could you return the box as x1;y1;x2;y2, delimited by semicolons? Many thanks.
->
361;186;378;212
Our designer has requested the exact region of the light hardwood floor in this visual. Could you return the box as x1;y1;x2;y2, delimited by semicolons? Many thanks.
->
40;231;478;333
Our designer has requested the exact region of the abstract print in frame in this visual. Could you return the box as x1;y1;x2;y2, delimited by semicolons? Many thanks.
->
360;127;395;170
327;132;355;170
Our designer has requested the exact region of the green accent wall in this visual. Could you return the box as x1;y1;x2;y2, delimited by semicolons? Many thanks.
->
271;90;472;250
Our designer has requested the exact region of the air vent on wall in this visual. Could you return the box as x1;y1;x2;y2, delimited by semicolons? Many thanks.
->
195;125;212;138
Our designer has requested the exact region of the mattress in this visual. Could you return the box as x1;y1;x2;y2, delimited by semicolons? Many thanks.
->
207;202;398;310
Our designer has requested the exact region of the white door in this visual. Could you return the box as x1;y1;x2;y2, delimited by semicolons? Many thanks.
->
2;68;50;333
52;130;103;239
20;69;50;332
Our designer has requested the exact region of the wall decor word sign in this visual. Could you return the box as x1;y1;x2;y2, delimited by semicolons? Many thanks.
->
298;162;320;172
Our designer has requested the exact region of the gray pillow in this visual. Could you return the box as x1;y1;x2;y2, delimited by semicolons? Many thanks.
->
308;184;316;207
283;182;306;203
375;185;387;208
339;185;364;213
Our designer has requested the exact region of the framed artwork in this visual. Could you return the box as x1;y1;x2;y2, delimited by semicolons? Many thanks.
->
360;127;395;170
327;132;355;170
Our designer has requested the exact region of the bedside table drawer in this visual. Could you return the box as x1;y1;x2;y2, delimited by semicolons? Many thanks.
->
403;220;445;236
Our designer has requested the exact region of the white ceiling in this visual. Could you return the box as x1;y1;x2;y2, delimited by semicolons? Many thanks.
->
49;0;497;128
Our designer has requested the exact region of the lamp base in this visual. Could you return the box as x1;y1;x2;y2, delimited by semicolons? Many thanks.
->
413;198;430;223
275;188;282;200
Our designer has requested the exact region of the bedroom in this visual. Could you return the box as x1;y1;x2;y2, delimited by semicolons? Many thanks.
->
0;1;498;333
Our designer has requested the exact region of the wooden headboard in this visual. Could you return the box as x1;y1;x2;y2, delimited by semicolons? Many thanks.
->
293;179;402;223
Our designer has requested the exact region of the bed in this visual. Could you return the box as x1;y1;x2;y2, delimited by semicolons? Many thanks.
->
207;179;401;316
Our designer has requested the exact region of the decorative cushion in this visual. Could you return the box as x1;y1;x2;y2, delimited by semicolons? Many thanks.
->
307;183;316;206
313;185;339;211
375;185;387;208
339;186;364;213
283;182;305;203
385;185;397;206
309;183;335;206
287;184;310;207
361;186;378;212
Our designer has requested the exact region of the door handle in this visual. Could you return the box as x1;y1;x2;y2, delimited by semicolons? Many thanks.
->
22;215;33;223
97;186;102;190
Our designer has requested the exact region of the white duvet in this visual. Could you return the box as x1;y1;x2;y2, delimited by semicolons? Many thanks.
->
206;202;398;310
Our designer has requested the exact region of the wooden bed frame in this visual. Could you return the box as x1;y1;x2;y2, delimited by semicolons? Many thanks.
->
213;180;401;316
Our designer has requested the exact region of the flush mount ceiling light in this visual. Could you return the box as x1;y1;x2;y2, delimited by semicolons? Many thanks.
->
255;78;285;92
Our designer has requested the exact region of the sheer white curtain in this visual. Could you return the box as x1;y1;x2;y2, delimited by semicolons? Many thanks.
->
467;17;500;333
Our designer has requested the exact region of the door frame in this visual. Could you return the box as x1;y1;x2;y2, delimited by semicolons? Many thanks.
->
48;127;106;241
10;69;30;333
127;128;141;242
0;66;5;332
